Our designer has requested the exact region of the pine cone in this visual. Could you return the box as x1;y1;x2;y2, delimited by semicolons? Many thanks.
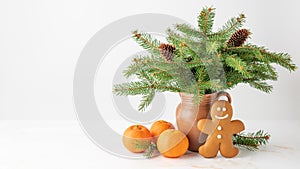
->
227;29;250;47
158;44;176;61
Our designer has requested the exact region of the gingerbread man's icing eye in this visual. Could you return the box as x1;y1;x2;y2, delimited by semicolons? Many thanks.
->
222;107;227;112
216;107;221;111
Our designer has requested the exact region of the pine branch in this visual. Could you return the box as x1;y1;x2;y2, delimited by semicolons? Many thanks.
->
206;40;220;54
198;7;216;35
144;142;157;159
220;13;246;36
113;8;297;111
113;81;151;96
225;61;276;90
175;24;206;40
225;56;252;78
167;28;207;63
222;46;279;82
203;80;224;91
192;67;206;104
225;69;244;88
123;55;155;78
173;66;192;88
261;51;297;72
138;90;155;111
166;28;201;60
154;83;181;93
123;62;143;78
247;81;273;93
248;63;278;81
184;60;206;69
150;70;173;82
245;44;297;71
265;64;277;77
132;30;160;54
224;46;266;62
233;130;270;151
125;56;176;80
138;70;155;83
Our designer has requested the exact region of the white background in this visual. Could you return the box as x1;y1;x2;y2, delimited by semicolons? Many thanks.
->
1;0;299;121
1;1;300;169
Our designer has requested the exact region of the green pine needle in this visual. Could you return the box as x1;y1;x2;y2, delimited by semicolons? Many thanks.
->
198;6;216;35
233;130;270;151
138;90;155;111
113;81;151;96
225;56;252;78
144;142;157;159
248;81;273;93
175;24;206;40
132;30;160;55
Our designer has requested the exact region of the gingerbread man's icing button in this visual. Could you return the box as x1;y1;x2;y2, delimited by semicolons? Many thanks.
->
217;126;222;131
217;134;222;139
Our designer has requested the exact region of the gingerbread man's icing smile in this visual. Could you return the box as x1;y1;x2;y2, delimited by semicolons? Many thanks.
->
214;106;229;120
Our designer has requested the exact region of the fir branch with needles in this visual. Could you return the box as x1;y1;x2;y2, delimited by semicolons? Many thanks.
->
198;7;216;35
113;6;297;111
233;130;270;151
144;142;157;159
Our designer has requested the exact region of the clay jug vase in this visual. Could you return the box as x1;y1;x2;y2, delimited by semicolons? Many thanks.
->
175;91;232;152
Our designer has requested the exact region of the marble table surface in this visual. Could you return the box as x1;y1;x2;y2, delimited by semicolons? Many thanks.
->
0;120;299;169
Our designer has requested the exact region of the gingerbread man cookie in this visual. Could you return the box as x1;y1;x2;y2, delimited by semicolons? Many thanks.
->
197;100;245;158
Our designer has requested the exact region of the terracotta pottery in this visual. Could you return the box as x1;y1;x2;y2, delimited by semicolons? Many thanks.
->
175;91;231;152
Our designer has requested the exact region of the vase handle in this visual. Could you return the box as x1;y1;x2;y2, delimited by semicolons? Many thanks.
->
216;91;232;103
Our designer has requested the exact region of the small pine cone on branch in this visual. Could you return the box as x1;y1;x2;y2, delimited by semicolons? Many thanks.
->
158;43;176;62
227;29;250;47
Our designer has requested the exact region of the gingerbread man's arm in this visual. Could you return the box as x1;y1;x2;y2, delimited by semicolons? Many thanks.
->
230;120;245;134
197;119;217;135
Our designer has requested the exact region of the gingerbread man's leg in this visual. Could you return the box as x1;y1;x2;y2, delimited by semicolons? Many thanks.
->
198;138;220;158
219;141;239;158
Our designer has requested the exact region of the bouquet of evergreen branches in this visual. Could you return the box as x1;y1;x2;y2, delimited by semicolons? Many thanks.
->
113;7;297;111
112;7;293;155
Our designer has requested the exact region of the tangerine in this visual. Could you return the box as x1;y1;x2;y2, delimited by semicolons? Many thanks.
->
150;120;174;143
157;129;189;158
122;125;152;153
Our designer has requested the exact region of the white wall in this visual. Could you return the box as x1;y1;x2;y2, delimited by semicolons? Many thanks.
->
0;0;299;120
